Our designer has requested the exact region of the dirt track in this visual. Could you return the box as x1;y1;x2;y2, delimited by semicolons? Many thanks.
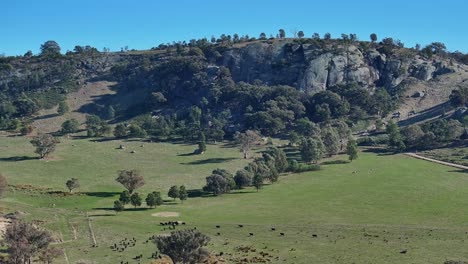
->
404;152;468;171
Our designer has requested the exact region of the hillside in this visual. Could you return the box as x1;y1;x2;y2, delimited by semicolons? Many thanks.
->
1;37;467;136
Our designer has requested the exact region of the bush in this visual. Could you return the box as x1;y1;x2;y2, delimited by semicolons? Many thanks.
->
287;160;321;173
356;134;389;146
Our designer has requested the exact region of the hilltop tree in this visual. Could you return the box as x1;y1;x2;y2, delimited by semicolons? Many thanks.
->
65;178;80;193
259;32;267;40
30;134;59;159
153;229;210;264
324;33;331;40
0;174;7;197
279;29;286;38
297;31;305;38
346;139;358;161
114;200;125;212
40;40;61;56
370;33;378;43
4;220;54;264
300;137;324;164
119;190;131;205
168;185;180;201
235;130;261;159
130;193;142;208
116;169;145;193
234;169;252;189
179;185;188;203
57;101;69;115
61;119;79;134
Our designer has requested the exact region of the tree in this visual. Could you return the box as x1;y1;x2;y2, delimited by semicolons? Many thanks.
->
114;200;125;212
4;220;53;264
65;178;80;193
30;134;59;159
203;174;228;196
85;115;109;137
146;192;157;208
146;191;163;208
130;192;142;208
279;29;286;38
128;124;147;138
179;185;188;203
153;229;210;264
116;169;145;193
113;124;128;138
321;126;340;156
235;130;261;159
168;185;180;201
104;105;115;120
370;33;378;43
264;147;288;173
61;119;79;134
0;174;7;197
57;101;69;115
401;125;425;148
450;86;468;107
297;31;305;38
259;32;267;40
300;137;324;164
252;174;263;192
40;40;61;56
234;169;252;189
197;132;206;154
324;33;331;40
346;139;358;161
119;190;131;205
386;121;406;152
38;247;63;264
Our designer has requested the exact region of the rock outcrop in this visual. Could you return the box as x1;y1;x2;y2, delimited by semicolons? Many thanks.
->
221;40;458;93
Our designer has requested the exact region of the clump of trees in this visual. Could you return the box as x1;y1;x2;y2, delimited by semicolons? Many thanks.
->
85;115;110;137
146;191;164;208
30;134;60;159
3;219;60;264
153;229;210;264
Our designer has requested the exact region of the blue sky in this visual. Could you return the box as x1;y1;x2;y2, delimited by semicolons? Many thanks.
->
2;0;467;55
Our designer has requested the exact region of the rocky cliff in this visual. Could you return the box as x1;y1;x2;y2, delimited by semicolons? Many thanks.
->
221;40;461;93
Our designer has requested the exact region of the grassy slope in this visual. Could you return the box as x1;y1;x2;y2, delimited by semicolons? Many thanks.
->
1;135;467;263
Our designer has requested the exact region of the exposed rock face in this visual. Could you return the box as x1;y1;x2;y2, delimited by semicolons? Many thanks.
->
221;41;457;93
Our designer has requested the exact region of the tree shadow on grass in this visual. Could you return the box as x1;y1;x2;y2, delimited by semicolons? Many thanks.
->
84;192;120;198
181;157;237;165
320;160;350;165
448;169;468;174
177;152;197;157
93;207;150;212
362;147;395;156
0;156;38;162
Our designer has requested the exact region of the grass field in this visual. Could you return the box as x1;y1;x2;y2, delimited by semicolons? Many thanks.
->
1;134;468;264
